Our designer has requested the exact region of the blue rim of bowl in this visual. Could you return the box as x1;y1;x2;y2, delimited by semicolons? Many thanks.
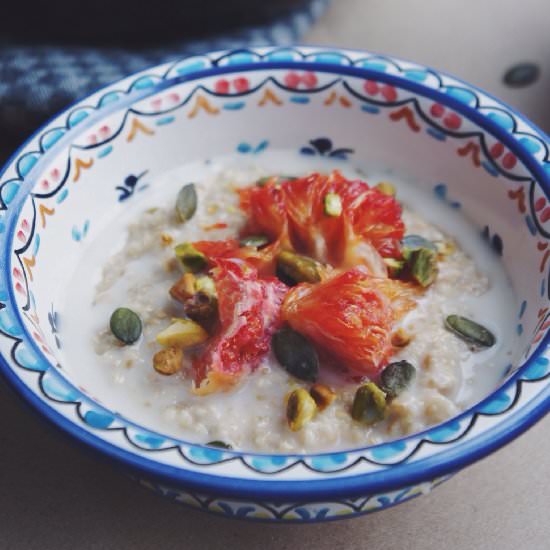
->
0;47;549;502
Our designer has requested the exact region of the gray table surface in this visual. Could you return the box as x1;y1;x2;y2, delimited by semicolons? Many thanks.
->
1;1;549;548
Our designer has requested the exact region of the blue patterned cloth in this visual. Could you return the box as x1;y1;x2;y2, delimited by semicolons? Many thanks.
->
0;0;328;161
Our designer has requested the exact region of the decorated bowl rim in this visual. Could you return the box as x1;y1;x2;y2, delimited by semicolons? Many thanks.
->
0;46;549;501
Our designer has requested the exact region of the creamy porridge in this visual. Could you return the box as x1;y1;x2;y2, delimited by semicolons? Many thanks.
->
60;154;518;452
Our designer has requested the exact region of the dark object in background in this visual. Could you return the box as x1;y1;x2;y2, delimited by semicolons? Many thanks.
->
0;0;327;161
503;62;540;88
0;0;312;46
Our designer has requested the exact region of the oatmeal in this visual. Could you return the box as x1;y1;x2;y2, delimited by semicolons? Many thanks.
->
60;156;518;453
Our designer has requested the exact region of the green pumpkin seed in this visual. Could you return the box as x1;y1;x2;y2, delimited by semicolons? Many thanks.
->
272;327;319;382
351;382;387;425
401;234;437;260
445;315;496;348
380;360;416;398
206;440;233;449
408;248;438;287
239;234;269;248
174;242;207;273
276;250;322;284
324;192;343;216
110;307;142;345
176;183;198;222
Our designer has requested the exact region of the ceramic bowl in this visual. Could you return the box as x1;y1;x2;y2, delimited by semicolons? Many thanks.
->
0;47;549;523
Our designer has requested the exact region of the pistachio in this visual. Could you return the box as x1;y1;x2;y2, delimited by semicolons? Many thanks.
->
160;232;174;246
256;175;296;187
310;384;336;411
272;328;319;382
391;328;413;347
380;360;416;398
195;275;216;297
110;307;142;345
156;318;209;348
184;292;218;322
445;315;496;348
174;242;207;273
170;273;196;303
383;257;406;277
176;183;198;222
434;240;456;257
401;234;437;260
351;382;387;425
206;440;233;450
409;248;438;287
375;181;396;196
324;192;343;216
239;234;269;248
255;176;271;187
286;388;317;431
153;346;183;375
276;250;322;284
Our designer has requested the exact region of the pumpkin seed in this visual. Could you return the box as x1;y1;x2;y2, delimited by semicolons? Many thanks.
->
445;315;496;348
206;440;233;450
383;257;406;277
401;234;437;260
351;382;387;425
174;242;207;273
324;192;343;216
375;181;396;196
272;328;319;382
310;384;336;411
380;360;416;398
239;234;269;248
176;183;198;222
408;248;438;287
276;250;322;284
110;307;142;345
153;346;183;375
286;388;317;431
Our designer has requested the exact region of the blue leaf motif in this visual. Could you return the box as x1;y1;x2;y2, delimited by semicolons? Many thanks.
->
235;506;256;518
217;502;234;516
300;137;354;159
294;507;311;520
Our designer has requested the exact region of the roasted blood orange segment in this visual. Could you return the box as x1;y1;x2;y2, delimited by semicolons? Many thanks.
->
238;171;404;274
281;267;417;378
193;238;280;275
192;258;288;393
239;179;290;245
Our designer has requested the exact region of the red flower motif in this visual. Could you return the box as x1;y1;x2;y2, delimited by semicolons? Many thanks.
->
443;112;461;130
430;103;445;118
363;80;379;96
380;85;397;102
214;79;230;94
233;77;250;93
502;152;517;169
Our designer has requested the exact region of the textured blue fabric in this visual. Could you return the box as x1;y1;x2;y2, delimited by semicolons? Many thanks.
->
0;0;328;161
